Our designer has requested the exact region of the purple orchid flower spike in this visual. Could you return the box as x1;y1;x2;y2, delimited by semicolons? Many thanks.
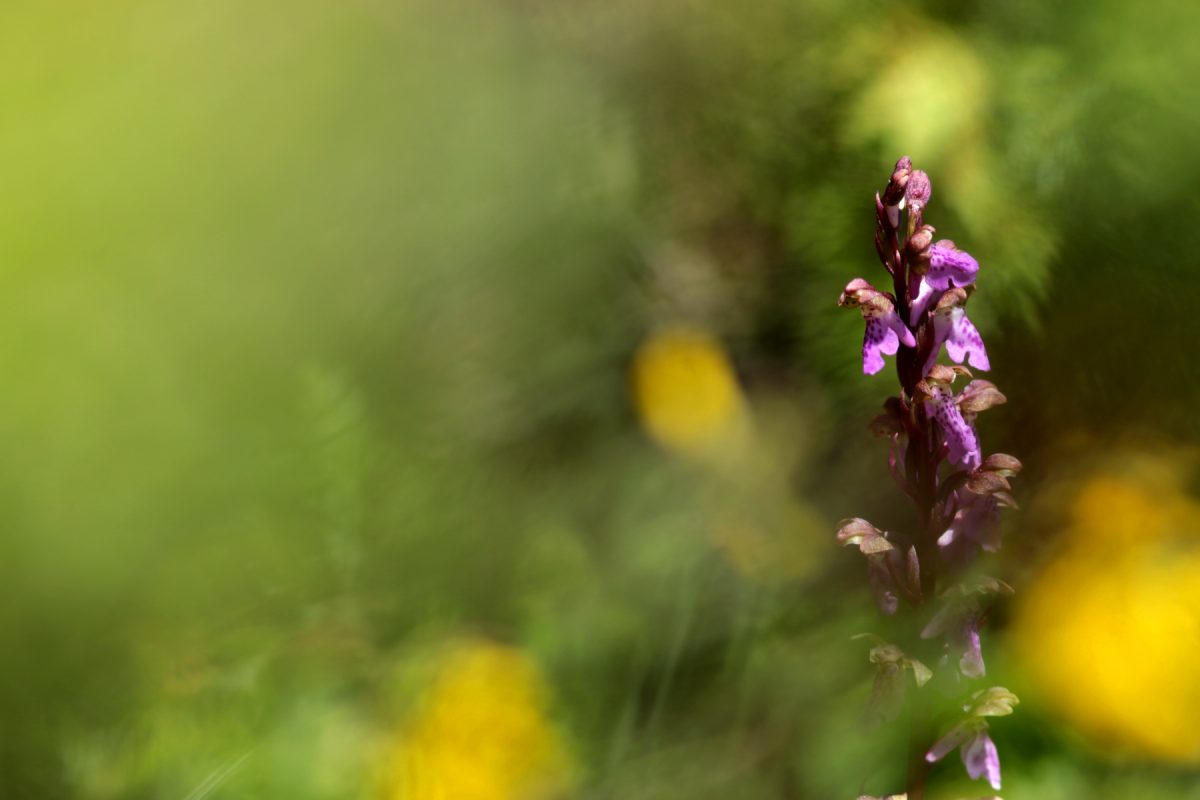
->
926;384;981;470
909;240;981;325
839;279;916;375
836;159;1022;798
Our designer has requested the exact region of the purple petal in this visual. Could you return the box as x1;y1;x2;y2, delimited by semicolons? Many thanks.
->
939;490;1003;564
909;277;939;326
862;309;914;375
926;722;972;763
958;615;986;678
928;242;979;288
884;309;917;348
928;388;981;469
945;310;990;371
962;731;1001;791
862;319;898;375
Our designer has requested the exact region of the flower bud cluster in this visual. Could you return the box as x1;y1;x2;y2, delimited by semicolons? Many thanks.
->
835;159;1022;796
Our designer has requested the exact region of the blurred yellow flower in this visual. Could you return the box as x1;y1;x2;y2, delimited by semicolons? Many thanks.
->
630;326;745;455
383;640;574;800
1010;459;1200;763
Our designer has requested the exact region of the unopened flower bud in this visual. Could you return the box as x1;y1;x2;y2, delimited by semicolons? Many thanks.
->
908;224;935;260
882;157;913;215
967;686;1020;718
905;169;931;212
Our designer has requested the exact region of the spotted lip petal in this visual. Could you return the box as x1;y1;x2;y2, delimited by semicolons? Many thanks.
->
842;279;916;375
862;309;917;375
923;306;990;376
943;308;990;371
927;386;981;470
861;318;895;374
962;730;1002;791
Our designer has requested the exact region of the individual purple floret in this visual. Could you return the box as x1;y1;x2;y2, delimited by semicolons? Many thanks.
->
926;384;981;470
909;240;981;324
926;724;1002;791
935;306;990;371
962;729;1002;790
921;584;1002;678
838;278;917;375
926;684;1017;794
939;490;1002;556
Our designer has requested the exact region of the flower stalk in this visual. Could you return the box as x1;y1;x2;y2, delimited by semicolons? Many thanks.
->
836;158;1021;798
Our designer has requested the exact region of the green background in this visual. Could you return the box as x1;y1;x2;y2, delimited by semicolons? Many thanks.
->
1;0;1198;796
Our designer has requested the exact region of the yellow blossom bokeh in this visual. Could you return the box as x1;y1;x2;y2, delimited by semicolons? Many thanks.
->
630;326;746;457
383;640;574;800
1010;457;1200;764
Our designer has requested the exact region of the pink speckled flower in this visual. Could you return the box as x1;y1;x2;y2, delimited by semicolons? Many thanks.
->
926;722;1002;792
935;305;990;370
926;385;981;470
922;295;991;376
909;241;980;325
838;279;916;375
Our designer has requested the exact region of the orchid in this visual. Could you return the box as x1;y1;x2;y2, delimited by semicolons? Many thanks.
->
839;279;917;375
834;158;1022;798
909;241;981;324
926;688;1019;792
926;721;1001;791
922;291;990;375
926;382;982;470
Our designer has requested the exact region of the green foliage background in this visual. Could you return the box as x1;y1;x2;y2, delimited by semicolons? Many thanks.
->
0;0;1198;796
